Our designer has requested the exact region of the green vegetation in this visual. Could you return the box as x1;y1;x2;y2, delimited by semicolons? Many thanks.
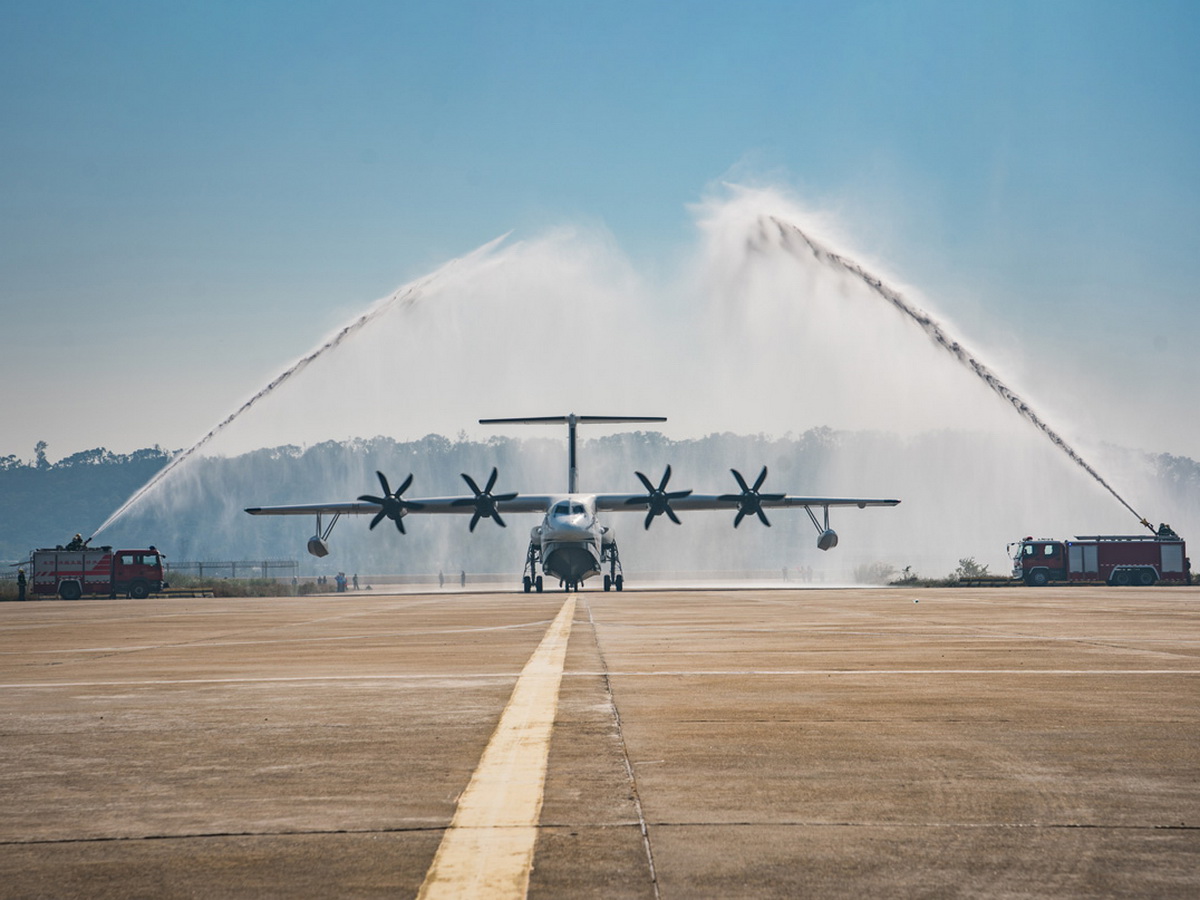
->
884;557;1009;587
166;573;297;598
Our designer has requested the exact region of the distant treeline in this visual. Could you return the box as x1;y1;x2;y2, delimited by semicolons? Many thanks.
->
0;445;172;561
3;432;1198;579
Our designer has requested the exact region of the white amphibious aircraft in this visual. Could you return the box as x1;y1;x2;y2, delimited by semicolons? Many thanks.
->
245;415;900;592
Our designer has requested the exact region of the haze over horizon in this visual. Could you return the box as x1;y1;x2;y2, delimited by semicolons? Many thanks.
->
4;2;1198;469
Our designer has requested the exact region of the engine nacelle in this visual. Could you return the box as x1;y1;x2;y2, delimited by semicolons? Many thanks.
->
817;529;839;551
307;536;330;558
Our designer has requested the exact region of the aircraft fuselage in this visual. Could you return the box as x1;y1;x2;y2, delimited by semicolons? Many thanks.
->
530;495;612;587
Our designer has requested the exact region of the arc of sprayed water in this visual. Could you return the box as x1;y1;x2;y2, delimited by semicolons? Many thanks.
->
91;235;511;539
761;215;1152;532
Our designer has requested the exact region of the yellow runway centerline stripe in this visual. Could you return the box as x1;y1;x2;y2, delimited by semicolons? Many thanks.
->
418;596;576;899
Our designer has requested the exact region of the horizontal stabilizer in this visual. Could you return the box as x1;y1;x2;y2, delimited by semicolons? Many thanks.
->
479;415;666;426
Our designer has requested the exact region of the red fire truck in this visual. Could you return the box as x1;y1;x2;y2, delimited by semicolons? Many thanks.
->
31;546;168;600
1010;529;1190;586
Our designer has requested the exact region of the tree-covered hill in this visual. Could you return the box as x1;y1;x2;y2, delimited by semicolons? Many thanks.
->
1;446;171;560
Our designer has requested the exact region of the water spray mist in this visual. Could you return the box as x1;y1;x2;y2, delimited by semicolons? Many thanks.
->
90;236;509;539
762;215;1152;532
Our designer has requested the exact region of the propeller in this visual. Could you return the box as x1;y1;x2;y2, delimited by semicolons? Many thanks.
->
718;466;786;527
452;467;518;532
626;465;692;530
358;471;424;534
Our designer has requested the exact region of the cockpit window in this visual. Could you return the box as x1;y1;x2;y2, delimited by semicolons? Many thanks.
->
552;502;587;516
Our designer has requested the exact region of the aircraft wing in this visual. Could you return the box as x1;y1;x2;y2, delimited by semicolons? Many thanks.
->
593;494;900;512
245;496;556;517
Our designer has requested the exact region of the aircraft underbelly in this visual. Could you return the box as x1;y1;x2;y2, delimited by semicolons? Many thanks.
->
542;540;600;583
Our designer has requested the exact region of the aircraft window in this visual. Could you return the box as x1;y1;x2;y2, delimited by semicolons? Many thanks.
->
553;502;586;516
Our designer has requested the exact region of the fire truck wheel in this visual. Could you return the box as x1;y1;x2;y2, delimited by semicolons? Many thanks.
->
1113;570;1131;586
1138;569;1156;586
1026;570;1048;587
129;581;150;600
59;582;81;601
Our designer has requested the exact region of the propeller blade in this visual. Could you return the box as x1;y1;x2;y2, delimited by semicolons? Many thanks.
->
458;468;513;530
363;471;419;536
632;464;689;528
725;467;779;528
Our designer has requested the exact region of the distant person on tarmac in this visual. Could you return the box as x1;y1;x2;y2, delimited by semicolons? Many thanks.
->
460;570;466;588
17;569;26;601
352;573;359;590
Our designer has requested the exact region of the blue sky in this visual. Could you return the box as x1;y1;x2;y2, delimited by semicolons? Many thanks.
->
3;0;1198;460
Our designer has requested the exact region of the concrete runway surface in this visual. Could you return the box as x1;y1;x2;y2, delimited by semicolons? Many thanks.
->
1;586;1198;899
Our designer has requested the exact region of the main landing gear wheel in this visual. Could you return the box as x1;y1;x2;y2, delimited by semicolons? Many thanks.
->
604;574;612;592
615;574;624;591
535;575;543;593
523;576;532;593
